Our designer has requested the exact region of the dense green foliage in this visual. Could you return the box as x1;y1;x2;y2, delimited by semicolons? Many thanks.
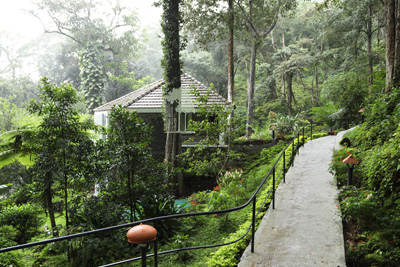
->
0;0;397;265
0;204;42;244
79;42;104;112
180;87;245;178
27;77;96;236
0;225;22;267
331;87;400;266
97;106;169;222
68;195;136;267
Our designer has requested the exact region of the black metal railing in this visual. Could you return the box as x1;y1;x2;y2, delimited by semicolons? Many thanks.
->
0;117;358;266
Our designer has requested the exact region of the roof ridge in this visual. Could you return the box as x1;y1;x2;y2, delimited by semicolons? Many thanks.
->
93;73;229;112
93;90;135;111
182;73;229;103
124;79;165;108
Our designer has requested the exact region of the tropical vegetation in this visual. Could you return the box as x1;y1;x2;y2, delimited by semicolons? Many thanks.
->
0;0;398;266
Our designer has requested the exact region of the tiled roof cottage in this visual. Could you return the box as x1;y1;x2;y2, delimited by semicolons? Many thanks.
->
93;73;229;160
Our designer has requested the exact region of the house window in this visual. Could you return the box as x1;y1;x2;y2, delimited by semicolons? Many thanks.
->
178;113;194;133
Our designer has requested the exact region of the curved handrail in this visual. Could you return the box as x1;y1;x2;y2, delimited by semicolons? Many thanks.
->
0;117;358;266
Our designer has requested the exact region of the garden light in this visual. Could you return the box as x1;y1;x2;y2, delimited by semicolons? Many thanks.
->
127;223;158;267
343;154;359;186
270;125;277;139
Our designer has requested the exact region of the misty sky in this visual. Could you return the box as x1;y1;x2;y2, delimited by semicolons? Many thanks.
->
0;0;162;45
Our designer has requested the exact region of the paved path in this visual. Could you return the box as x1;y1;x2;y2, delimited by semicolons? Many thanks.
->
238;131;350;267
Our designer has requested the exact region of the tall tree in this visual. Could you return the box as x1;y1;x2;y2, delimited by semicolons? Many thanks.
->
236;0;296;137
182;0;236;105
27;77;95;236
100;106;155;222
160;0;183;194
385;0;400;92
228;0;235;105
29;0;140;111
318;0;387;91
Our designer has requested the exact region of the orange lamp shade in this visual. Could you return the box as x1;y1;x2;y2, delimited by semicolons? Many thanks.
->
343;154;359;165
270;125;277;130
127;223;157;244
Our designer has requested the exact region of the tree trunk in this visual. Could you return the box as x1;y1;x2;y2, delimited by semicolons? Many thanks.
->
281;32;287;104
368;0;374;89
287;72;293;116
227;0;234;105
227;0;234;138
385;0;400;92
45;172;57;237
315;64;319;102
162;0;182;195
62;126;69;232
165;106;182;194
281;75;286;103
239;0;280;138
127;156;134;222
246;41;257;138
64;171;69;230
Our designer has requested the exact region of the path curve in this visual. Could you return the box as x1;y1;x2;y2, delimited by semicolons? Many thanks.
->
238;131;350;267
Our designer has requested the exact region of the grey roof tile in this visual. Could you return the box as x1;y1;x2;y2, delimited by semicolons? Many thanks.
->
93;73;228;112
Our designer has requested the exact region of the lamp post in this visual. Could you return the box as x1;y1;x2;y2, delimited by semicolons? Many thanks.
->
127;223;158;267
343;154;359;186
270;125;276;140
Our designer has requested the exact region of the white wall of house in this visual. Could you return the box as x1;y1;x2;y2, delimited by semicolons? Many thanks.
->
93;111;109;140
93;111;109;127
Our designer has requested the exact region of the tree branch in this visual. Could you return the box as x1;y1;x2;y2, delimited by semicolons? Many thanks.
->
261;0;282;38
234;0;260;38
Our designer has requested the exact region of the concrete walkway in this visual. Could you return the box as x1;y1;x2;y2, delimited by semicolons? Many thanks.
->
238;131;350;267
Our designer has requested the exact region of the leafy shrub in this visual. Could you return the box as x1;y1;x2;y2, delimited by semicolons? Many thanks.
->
0;203;42;244
0;225;22;267
273;114;308;136
250;125;274;142
346;230;400;267
136;194;184;242
216;168;246;203
355;87;400;151
68;195;135;267
360;126;400;198
311;132;328;139
70;195;126;230
7;184;34;205
310;101;341;122
320;71;368;118
332;88;400;266
339;137;352;147
338;189;380;226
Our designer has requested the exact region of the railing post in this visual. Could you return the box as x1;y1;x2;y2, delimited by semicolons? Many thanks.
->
272;167;276;209
283;151;286;183
292;141;294;167
302;127;305;146
311;122;313;140
297;132;300;155
251;196;256;253
140;244;147;267
154;240;158;267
